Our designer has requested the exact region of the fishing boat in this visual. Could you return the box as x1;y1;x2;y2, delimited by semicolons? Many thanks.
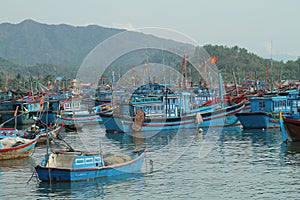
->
0;91;12;103
0;98;59;126
196;100;246;128
280;117;300;142
0;134;39;160
95;88;112;106
58;97;102;130
0;123;63;143
100;69;246;132
99;83;210;133
236;95;292;129
34;148;146;182
279;98;300;142
32;124;64;143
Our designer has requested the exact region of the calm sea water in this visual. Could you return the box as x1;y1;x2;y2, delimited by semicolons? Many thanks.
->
1;124;300;199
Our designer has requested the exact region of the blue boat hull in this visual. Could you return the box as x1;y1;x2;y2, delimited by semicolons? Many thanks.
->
198;101;245;128
35;152;145;182
100;113;197;133
58;114;102;126
236;112;279;129
0;113;34;125
0;111;57;126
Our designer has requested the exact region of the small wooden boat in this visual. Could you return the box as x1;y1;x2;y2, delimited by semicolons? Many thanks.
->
0;124;63;143
0;135;39;160
35;148;146;182
35;124;64;143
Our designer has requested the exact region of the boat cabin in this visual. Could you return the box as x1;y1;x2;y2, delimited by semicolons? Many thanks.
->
60;99;82;111
128;94;181;118
43;151;104;169
249;96;289;113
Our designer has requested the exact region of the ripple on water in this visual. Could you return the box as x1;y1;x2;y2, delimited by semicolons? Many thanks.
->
1;126;300;199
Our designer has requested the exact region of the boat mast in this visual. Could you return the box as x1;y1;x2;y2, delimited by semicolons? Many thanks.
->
179;54;188;90
232;69;238;95
165;85;168;117
162;49;165;84
218;70;224;108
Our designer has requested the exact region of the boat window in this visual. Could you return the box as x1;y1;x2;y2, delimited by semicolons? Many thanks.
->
259;102;265;111
85;158;93;164
94;157;101;163
273;102;277;111
282;101;286;109
75;158;85;165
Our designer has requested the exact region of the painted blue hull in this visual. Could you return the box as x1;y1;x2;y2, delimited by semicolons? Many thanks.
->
0;100;59;126
35;151;145;182
100;113;197;133
58;114;102;126
236;112;279;129
198;101;245;128
0;113;34;125
0;111;57;126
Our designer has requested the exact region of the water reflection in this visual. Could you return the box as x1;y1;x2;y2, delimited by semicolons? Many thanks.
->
106;128;198;172
217;127;281;145
0;157;33;176
281;142;300;166
36;173;144;199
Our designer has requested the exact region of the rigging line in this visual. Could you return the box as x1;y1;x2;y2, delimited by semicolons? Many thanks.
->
0;112;26;127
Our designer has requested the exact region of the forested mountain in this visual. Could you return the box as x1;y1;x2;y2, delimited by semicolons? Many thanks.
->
0;19;299;90
0;19;123;65
204;45;300;82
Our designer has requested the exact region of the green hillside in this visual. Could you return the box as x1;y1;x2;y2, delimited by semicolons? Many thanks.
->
204;44;300;82
0;20;299;90
0;19;123;65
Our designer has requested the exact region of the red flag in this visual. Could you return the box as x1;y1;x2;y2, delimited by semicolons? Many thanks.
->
210;54;217;64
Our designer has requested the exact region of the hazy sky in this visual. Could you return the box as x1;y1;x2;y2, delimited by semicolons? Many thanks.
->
1;0;299;61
